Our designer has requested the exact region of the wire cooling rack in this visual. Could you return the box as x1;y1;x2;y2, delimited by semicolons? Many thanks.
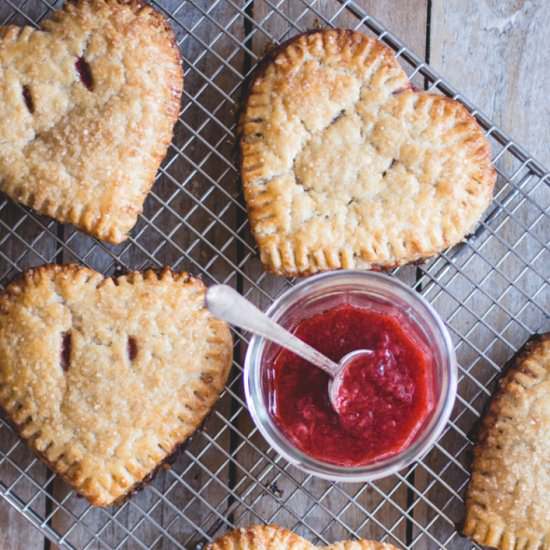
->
0;0;548;548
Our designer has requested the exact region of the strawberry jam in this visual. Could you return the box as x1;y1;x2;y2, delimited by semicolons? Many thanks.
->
267;304;434;466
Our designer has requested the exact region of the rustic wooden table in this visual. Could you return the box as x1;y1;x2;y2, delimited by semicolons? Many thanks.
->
0;1;548;549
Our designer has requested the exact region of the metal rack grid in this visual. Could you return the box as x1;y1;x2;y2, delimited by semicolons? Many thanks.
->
0;0;548;548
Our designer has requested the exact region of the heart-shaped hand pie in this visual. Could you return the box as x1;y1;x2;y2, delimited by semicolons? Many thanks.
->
241;29;496;276
464;333;550;550
0;265;232;507
0;0;183;243
207;525;399;550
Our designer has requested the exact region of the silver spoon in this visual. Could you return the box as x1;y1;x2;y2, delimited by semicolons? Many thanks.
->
205;284;373;412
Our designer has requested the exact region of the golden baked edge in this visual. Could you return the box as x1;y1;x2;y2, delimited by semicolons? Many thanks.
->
463;332;550;548
0;264;233;507
239;29;496;277
206;524;400;550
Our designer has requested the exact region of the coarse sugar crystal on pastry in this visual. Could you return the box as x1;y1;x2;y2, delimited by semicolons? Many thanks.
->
0;264;232;507
464;333;550;550
240;29;496;276
0;0;183;243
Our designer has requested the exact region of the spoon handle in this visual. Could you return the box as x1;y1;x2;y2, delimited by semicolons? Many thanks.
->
206;284;340;377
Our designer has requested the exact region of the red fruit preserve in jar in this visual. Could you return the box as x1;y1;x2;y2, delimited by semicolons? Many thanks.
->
266;304;435;466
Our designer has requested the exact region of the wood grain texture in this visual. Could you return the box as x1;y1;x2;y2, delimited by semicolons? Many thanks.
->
0;507;44;550
431;0;550;167
412;1;550;548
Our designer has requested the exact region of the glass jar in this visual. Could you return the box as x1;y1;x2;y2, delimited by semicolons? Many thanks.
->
244;270;457;481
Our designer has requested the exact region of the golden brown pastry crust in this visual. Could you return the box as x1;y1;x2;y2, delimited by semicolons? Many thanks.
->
0;0;183;243
240;29;496;276
0;264;232;507
206;525;399;550
464;333;550;549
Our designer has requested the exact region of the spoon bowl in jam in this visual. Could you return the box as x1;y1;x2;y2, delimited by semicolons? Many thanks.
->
205;284;372;413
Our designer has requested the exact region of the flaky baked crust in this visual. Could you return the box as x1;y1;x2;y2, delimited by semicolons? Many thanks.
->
206;525;399;550
240;29;496;276
464;333;550;549
0;264;232;507
0;0;183;243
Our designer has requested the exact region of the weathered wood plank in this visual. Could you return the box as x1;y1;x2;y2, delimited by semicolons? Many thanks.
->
412;1;550;548
431;0;550;168
0;504;44;550
232;2;427;548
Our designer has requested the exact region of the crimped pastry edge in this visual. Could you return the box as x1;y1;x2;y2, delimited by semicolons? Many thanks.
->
0;264;233;507
463;333;550;550
240;28;496;277
0;0;183;244
206;524;400;550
